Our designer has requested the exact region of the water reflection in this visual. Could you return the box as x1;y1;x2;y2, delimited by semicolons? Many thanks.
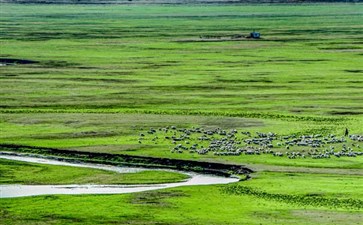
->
0;153;239;198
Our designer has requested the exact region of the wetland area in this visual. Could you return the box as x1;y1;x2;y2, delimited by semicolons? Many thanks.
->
0;1;362;225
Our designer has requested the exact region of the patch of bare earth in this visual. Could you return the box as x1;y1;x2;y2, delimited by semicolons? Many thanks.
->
292;210;363;225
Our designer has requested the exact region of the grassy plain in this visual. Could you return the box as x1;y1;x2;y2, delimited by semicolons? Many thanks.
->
1;113;363;170
1;172;362;225
0;3;362;225
1;4;362;116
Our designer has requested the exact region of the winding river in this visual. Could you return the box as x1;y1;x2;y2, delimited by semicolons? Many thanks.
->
0;153;239;198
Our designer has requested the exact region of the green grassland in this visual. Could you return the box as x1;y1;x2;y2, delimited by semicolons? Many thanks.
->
1;113;363;170
1;172;362;225
0;158;189;184
0;3;363;225
1;4;362;116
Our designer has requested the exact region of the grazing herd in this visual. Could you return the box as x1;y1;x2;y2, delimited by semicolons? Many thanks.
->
137;126;363;160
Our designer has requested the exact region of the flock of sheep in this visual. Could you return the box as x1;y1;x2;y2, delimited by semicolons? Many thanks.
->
138;126;363;160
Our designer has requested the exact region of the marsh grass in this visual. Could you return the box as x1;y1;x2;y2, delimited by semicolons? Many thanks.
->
1;4;362;116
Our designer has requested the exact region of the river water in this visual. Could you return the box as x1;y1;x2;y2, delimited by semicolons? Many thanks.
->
0;153;239;198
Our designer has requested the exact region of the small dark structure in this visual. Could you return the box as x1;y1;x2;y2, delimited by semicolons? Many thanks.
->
249;31;261;39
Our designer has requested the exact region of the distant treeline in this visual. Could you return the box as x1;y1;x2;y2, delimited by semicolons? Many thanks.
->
1;0;362;4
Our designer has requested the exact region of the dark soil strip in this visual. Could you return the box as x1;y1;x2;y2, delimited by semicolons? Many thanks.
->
0;144;253;177
0;58;38;65
329;111;363;115
345;70;363;73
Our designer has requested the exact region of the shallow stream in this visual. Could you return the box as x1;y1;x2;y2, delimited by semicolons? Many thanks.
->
0;153;239;198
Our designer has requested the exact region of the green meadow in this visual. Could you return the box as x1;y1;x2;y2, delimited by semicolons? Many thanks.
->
0;3;362;224
1;4;362;116
1;172;362;225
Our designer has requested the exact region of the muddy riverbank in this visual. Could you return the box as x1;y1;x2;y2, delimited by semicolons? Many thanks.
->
0;144;253;177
